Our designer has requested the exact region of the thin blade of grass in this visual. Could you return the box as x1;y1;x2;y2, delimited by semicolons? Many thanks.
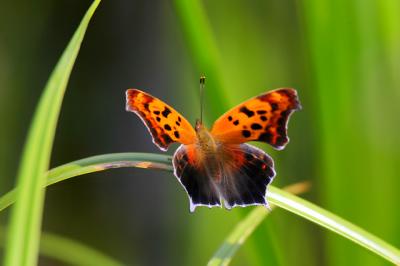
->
207;182;311;266
267;187;400;265
0;226;123;266
0;153;172;212
3;1;101;265
173;0;229;121
0;153;399;264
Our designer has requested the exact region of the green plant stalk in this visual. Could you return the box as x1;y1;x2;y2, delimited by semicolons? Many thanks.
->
1;153;398;264
0;227;123;266
3;1;101;265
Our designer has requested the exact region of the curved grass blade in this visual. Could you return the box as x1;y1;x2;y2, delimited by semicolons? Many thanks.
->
0;153;172;212
0;152;399;264
207;182;311;266
3;1;101;265
267;187;400;265
0;226;123;266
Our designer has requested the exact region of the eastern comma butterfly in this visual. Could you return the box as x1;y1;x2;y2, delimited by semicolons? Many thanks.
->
126;77;301;212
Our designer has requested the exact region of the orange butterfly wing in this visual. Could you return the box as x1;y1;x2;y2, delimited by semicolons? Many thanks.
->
126;89;196;151
211;88;301;150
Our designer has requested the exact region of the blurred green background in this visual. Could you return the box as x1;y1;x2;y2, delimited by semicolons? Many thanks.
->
1;0;399;265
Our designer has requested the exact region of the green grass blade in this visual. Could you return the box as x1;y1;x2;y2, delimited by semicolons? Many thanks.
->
0;227;123;266
3;1;101;265
173;0;229;121
39;232;122;266
0;153;172;212
267;187;400;265
1;152;399;264
207;183;310;266
208;207;269;266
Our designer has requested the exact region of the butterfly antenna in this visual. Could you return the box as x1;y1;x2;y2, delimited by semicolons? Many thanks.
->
200;74;206;124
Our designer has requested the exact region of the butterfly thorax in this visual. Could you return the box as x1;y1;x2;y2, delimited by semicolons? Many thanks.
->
195;121;223;181
195;121;219;152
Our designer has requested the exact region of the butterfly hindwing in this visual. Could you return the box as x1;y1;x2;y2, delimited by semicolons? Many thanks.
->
126;89;196;151
219;144;275;209
173;144;222;212
211;88;301;150
172;143;275;212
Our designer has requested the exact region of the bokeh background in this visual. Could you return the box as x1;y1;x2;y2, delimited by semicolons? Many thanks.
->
1;0;399;265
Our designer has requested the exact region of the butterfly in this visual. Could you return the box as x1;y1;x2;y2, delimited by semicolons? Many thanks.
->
125;81;301;212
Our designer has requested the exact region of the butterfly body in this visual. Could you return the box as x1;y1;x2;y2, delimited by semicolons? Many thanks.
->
194;122;219;159
126;87;301;212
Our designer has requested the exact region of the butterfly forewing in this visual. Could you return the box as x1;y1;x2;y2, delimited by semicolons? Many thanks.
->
126;89;196;151
211;88;301;150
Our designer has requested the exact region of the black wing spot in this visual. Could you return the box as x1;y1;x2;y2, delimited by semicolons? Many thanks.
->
257;110;267;114
153;110;160;115
178;116;182;122
176;121;181;126
144;103;150;111
228;116;233;121
164;124;172;131
162;107;172;118
251;123;262;130
276;136;286;146
239;106;255;117
277;126;286;136
271;103;278;111
259;132;272;143
156;117;161;122
174;131;180;138
161;134;173;144
260;116;267;121
242;130;251;138
233;120;239;126
245;153;253;161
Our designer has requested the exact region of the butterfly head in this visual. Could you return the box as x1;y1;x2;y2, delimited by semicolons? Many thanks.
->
195;119;209;139
195;119;211;136
195;119;203;132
